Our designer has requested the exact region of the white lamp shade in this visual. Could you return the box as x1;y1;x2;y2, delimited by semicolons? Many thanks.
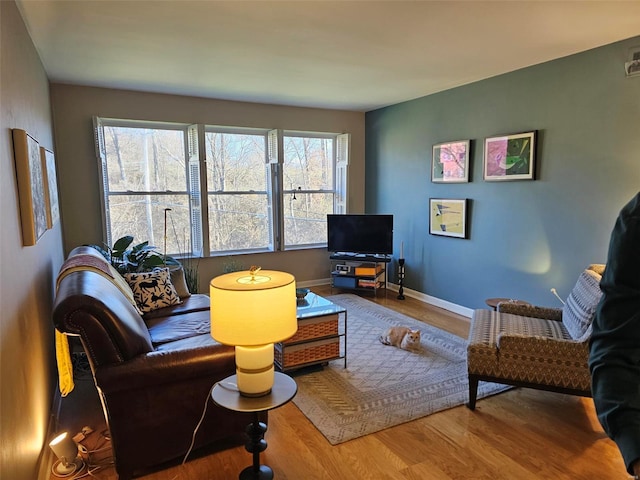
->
49;432;78;463
210;270;297;346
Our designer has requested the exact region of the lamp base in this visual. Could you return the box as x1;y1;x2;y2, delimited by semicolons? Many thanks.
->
239;388;272;398
52;458;84;477
239;464;273;480
235;345;275;397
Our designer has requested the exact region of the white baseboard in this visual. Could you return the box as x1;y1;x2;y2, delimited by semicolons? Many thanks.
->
387;283;473;318
301;278;473;319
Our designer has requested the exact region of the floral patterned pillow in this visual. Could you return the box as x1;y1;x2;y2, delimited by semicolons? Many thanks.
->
124;268;181;313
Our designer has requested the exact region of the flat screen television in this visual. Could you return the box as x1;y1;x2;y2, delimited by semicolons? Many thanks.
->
327;214;393;255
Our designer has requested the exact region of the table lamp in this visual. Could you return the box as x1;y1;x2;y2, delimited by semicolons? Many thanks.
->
210;267;297;397
49;431;84;475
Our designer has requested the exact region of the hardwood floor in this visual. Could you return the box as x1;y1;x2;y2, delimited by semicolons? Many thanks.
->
50;286;629;480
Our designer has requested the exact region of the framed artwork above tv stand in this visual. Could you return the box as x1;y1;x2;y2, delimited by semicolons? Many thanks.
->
329;253;391;297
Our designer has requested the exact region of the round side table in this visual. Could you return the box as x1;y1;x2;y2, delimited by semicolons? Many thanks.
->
485;297;531;311
211;372;297;480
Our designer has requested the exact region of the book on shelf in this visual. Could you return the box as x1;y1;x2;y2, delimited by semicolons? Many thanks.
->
354;263;383;276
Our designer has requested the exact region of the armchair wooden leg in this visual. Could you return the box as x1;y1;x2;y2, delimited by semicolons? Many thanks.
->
467;375;478;410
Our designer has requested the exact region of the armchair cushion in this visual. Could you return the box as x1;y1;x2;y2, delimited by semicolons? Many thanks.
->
562;268;603;341
468;309;591;394
497;303;563;320
468;309;571;379
497;333;589;390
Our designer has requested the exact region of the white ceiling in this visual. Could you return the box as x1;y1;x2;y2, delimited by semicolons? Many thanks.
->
16;1;640;112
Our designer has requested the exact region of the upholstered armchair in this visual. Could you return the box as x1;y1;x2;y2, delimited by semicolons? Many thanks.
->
466;264;605;410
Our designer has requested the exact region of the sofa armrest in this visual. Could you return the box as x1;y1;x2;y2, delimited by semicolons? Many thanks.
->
95;341;235;393
497;303;563;321
497;334;589;363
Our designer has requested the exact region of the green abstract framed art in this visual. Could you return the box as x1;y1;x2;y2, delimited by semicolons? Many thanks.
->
483;131;536;181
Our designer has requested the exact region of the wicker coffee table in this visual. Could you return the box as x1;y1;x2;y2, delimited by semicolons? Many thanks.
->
274;292;347;372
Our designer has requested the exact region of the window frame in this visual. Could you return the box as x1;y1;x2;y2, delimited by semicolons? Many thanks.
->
95;117;349;257
203;125;273;255
281;130;340;251
94;117;195;254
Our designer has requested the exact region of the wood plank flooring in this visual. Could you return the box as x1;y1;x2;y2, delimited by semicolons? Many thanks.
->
50;286;629;480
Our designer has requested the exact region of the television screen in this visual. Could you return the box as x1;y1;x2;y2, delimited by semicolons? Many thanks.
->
327;214;393;255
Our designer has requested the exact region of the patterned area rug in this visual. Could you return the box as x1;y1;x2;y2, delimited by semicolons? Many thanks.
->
291;294;509;445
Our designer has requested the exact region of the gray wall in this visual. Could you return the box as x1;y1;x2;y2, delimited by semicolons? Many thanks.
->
50;85;365;289
366;36;640;310
1;2;65;479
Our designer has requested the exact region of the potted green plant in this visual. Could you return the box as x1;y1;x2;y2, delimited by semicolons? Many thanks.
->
89;235;180;275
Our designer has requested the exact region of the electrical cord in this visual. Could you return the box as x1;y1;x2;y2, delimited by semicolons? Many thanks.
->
181;380;239;465
50;459;84;478
52;428;115;479
181;381;217;465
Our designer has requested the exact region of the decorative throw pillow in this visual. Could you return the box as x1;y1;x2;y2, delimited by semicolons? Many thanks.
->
124;268;181;313
169;265;191;298
562;268;603;341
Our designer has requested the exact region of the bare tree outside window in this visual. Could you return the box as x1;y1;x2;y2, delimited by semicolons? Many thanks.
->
283;136;334;247
206;131;269;252
103;125;190;255
96;119;348;257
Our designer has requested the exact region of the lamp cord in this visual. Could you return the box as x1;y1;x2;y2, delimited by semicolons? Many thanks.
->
182;381;218;466
51;429;114;479
51;460;109;479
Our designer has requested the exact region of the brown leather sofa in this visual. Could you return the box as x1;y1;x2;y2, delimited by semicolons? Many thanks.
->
53;246;253;480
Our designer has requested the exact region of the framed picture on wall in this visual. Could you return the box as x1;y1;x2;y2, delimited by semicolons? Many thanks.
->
431;140;470;183
40;147;60;228
483;131;536;181
429;198;468;238
12;129;47;246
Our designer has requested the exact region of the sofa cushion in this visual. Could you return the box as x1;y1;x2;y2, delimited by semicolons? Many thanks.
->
146;311;211;345
143;293;209;320
562;268;603;341
125;268;181;313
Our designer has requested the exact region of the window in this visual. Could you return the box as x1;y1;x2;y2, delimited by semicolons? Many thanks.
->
95;118;349;256
283;134;335;248
95;119;194;255
205;128;271;253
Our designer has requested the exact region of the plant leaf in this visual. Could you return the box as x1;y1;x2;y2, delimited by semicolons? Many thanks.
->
112;236;134;258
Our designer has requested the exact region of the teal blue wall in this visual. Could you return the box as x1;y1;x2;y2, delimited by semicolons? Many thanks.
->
366;36;640;310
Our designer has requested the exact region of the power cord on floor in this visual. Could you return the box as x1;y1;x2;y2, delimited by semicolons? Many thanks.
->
51;462;111;480
181;381;216;465
56;381;240;478
52;428;114;479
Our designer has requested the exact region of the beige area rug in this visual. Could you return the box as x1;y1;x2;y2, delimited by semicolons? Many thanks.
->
291;294;509;445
